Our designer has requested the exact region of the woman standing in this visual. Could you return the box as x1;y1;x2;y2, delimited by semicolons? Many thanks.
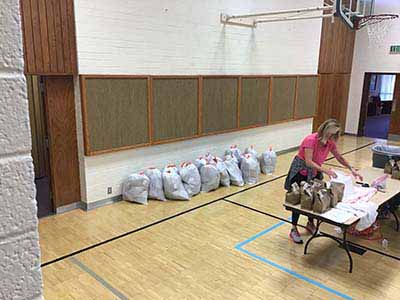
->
284;119;363;244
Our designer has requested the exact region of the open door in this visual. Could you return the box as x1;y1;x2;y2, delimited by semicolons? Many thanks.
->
388;75;400;140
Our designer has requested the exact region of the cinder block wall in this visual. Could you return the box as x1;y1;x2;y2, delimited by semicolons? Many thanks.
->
0;1;43;299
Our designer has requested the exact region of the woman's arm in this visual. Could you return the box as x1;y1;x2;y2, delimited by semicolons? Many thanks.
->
304;148;336;178
331;148;364;180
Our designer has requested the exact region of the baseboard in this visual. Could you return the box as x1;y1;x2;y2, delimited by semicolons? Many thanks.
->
343;132;358;136
55;202;84;214
276;146;299;155
82;195;123;211
388;134;400;141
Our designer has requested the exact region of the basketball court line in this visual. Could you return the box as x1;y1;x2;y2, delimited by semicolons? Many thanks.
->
41;141;376;268
235;220;353;300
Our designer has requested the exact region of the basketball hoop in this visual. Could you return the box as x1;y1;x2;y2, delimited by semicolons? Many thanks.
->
354;14;399;48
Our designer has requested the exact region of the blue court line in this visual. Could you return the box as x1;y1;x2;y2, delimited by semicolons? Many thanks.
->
235;222;353;300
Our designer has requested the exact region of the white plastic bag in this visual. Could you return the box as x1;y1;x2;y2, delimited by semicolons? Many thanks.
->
162;165;190;200
200;163;220;192
179;162;201;197
194;156;207;170
122;172;150;205
212;157;230;187
225;145;243;164
241;154;259;185
260;147;277;175
244;145;258;159
144;168;166;201
224;155;244;186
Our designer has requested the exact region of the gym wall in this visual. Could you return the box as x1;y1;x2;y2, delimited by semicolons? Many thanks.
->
73;0;323;204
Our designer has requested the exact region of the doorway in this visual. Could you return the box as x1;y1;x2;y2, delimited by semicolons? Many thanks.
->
358;73;398;139
27;76;54;218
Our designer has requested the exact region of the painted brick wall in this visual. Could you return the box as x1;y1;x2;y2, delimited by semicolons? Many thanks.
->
0;0;43;299
73;0;322;204
346;0;400;134
74;0;323;75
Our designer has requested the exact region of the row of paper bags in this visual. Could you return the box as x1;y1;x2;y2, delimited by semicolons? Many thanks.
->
122;145;277;204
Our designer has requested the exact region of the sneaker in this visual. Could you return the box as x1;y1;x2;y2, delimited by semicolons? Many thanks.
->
305;221;317;235
289;228;303;244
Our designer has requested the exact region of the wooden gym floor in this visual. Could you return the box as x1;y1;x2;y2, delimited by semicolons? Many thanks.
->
40;135;400;300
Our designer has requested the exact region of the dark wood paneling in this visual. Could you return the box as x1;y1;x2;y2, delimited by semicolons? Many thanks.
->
296;76;318;119
357;73;372;136
240;78;269;127
202;78;238;133
152;78;198;142
389;75;400;135
85;78;149;153
318;18;356;74
270;77;296;123
314;74;350;131
20;0;77;74
44;76;80;208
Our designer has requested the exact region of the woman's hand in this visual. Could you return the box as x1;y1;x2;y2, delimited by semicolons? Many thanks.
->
325;168;337;179
350;167;364;181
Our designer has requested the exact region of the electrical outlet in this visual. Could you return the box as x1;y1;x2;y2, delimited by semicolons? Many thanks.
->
107;187;112;194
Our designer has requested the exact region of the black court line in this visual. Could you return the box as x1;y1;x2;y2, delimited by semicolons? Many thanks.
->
41;141;376;268
41;174;288;268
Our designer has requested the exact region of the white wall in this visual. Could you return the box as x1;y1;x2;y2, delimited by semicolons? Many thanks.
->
75;0;322;75
0;0;43;299
346;0;400;134
73;0;323;204
84;119;312;203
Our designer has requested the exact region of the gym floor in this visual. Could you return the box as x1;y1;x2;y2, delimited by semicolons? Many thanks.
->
40;135;400;300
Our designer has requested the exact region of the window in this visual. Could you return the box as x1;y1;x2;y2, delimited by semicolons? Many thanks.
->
379;74;396;101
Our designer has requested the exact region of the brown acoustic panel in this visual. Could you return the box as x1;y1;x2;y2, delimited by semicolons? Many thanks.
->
202;78;238;133
270;77;296;123
85;78;149;152
240;78;269;127
296;76;318;119
152;78;198;141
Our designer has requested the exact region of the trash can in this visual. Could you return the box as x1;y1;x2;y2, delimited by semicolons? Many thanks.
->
372;144;400;168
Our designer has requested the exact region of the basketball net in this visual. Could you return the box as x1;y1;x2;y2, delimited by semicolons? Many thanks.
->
355;14;399;48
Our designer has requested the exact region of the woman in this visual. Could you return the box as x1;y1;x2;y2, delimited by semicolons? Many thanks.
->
284;119;363;244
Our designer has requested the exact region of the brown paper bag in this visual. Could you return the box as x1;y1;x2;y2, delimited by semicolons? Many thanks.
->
384;159;395;174
285;182;301;205
392;161;400;180
313;189;331;213
330;182;345;207
300;181;314;210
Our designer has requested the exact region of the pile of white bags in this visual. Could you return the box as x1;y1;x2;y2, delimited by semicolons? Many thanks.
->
240;154;260;185
179;162;201;197
162;165;190;200
122;172;150;205
259;147;277;175
144;168;166;201
200;163;221;192
122;144;278;204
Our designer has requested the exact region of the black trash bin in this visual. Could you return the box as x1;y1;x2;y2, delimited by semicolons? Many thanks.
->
371;145;400;168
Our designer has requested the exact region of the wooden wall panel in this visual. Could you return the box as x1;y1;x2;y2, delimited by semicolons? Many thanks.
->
44;76;80;208
27;76;48;178
84;78;149;153
240;78;269;127
20;0;78;75
270;77;296;123
296;76;318;119
152;78;198;142
318;18;356;74
202;78;238;133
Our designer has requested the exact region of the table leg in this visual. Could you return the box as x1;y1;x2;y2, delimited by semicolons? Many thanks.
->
389;206;400;232
342;229;353;273
304;220;322;255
